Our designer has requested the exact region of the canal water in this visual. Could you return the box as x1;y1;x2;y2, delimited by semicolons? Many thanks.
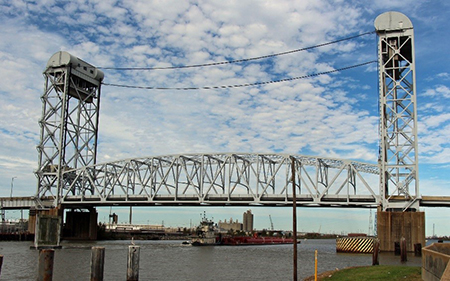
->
0;239;422;280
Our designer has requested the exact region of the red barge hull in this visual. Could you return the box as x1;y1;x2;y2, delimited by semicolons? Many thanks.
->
219;236;296;245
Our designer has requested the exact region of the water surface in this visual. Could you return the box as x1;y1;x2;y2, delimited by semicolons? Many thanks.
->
0;239;422;280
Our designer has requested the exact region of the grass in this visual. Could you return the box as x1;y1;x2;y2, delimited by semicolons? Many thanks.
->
310;265;422;281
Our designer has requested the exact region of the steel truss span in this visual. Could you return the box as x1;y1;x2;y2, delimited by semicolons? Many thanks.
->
55;153;381;207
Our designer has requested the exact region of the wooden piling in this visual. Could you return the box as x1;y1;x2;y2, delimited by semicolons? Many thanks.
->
91;246;105;281
414;243;422;257
127;245;140;281
394;241;400;255
372;239;379;265
291;157;298;281
400;237;407;262
38;249;54;281
0;255;3;277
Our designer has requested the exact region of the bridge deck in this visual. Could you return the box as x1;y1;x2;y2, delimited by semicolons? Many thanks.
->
61;194;378;207
1;195;449;209
420;196;450;207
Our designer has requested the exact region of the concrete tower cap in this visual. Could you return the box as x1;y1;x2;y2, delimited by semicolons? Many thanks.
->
374;11;413;32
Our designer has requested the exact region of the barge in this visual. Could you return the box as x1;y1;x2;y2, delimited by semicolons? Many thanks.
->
190;213;298;246
220;235;297;246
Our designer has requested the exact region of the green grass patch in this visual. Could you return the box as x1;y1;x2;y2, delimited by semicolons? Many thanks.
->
319;265;421;281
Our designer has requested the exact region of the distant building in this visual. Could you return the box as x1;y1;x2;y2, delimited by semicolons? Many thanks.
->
217;210;254;232
243;210;253;232
218;218;242;231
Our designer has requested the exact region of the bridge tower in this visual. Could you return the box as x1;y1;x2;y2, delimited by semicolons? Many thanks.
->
36;51;103;205
375;11;425;251
33;51;103;246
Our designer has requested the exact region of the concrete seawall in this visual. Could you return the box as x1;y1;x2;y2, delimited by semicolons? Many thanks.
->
422;243;450;281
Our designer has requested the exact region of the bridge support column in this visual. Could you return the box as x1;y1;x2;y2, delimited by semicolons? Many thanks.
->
31;207;62;248
377;209;425;252
63;207;98;240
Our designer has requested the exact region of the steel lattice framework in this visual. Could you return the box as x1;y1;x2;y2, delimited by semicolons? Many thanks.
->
35;52;103;206
375;12;420;210
58;153;380;207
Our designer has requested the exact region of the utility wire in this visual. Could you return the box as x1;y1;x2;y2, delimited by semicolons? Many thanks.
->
102;60;376;90
99;31;375;71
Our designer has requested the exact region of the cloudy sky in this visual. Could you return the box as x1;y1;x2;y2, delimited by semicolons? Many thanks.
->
1;0;449;236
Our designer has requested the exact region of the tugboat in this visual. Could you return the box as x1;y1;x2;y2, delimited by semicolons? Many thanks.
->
191;212;220;246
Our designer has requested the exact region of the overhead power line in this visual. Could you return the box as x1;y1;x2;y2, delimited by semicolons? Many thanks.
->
102;60;376;90
99;30;375;71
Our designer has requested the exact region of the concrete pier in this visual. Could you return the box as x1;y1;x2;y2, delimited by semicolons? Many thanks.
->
377;210;425;252
30;207;98;245
31;208;62;248
64;208;98;240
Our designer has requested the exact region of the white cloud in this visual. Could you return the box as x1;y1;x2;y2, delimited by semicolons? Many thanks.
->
1;0;450;235
422;113;450;128
437;72;450;80
417;84;450;165
422;85;450;98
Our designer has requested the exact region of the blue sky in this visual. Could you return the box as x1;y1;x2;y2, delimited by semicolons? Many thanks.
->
1;0;450;236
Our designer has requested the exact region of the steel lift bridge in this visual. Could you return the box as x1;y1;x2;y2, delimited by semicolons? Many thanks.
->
33;12;425;213
18;11;450;249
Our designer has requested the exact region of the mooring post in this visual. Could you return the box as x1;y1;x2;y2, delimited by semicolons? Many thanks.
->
414;243;422;257
38;249;55;281
372;239;380;265
127;245;140;281
291;156;298;281
314;250;318;281
400;237;407;262
91;246;105;281
0;255;3;277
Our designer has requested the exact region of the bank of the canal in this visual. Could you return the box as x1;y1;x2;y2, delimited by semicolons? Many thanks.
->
304;265;421;280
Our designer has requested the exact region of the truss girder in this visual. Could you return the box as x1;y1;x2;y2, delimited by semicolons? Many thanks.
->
58;153;381;207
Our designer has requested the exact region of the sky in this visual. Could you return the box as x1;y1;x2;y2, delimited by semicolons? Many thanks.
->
1;0;450;236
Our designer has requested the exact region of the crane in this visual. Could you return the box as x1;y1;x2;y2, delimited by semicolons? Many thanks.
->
269;215;274;231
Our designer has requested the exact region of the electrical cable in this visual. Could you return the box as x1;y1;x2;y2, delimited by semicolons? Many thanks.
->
102;60;376;90
99;31;375;71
